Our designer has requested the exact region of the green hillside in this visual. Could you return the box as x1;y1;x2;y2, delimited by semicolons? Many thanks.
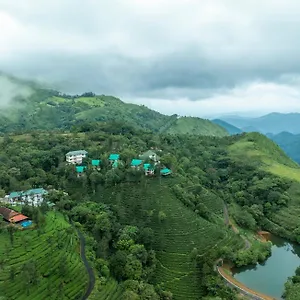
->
229;132;300;181
164;117;228;137
0;76;226;137
0;211;88;300
2;119;300;298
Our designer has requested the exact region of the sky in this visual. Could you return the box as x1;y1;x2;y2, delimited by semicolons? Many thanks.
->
1;0;300;117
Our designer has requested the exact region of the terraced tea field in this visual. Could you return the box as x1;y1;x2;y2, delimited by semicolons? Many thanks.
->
96;179;244;299
0;211;88;300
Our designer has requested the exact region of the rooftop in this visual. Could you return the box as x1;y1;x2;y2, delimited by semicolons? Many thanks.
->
139;150;160;161
92;159;101;166
112;160;118;168
9;188;48;199
143;163;154;171
160;168;172;175
66;150;88;156
109;154;120;160
10;214;28;223
131;159;143;167
0;207;19;221
76;166;87;173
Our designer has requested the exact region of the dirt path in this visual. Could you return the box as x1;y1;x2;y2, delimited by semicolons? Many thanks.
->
218;266;276;300
75;228;95;300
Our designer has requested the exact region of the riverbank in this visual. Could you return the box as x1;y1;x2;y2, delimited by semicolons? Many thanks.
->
218;265;276;300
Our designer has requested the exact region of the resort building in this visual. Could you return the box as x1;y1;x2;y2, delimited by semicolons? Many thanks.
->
144;163;155;176
109;154;120;168
0;207;29;224
76;166;87;177
6;188;48;206
66;150;88;164
131;159;143;168
160;168;172;176
92;160;101;170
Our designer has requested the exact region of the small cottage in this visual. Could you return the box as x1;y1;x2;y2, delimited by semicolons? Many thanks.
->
131;159;143;168
160;168;172;176
144;163;155;176
92;160;101;170
76;166;87;177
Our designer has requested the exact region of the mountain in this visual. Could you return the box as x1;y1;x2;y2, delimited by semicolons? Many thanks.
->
221;112;300;134
267;131;300;164
211;119;243;135
0;75;227;137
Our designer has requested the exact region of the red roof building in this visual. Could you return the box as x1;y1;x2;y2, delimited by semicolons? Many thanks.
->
0;207;29;223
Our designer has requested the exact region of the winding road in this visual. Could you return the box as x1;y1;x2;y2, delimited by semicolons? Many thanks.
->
75;228;95;300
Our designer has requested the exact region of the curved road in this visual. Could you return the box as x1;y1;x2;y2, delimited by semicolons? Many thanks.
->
75;228;95;300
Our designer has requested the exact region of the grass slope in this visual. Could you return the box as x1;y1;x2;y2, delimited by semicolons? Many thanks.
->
0;211;88;300
95;179;243;300
164;117;228;137
229;132;300;181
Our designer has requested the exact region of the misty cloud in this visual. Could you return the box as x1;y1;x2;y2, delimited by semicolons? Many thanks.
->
0;75;33;108
1;0;300;116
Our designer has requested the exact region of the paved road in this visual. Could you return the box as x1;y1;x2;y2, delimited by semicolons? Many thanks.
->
75;228;95;300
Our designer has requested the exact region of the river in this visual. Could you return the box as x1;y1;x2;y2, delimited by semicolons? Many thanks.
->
232;236;300;299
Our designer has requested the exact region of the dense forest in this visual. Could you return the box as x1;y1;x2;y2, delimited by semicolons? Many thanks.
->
1;119;300;299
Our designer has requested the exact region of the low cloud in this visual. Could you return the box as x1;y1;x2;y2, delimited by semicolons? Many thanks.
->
0;75;33;109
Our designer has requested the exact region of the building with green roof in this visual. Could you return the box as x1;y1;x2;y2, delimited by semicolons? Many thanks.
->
160;168;172;176
8;188;48;206
112;160;118;168
92;160;101;166
131;159;143;167
76;166;87;176
143;163;155;175
109;154;120;161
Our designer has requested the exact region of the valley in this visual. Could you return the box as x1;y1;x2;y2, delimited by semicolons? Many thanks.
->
0;83;300;299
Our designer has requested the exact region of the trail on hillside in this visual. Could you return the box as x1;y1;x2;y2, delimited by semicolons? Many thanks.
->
75;228;96;300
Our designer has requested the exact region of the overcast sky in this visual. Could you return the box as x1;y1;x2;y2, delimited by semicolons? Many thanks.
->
1;0;300;117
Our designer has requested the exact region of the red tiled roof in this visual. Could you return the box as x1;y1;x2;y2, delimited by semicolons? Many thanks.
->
10;214;28;223
0;207;19;221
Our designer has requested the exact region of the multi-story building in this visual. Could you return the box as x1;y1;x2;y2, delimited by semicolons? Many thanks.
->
66;150;88;164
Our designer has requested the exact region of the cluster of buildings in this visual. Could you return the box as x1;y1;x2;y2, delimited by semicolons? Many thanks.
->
66;149;172;177
3;188;48;207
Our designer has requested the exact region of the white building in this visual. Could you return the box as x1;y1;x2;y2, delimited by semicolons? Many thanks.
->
66;150;88;164
5;188;48;207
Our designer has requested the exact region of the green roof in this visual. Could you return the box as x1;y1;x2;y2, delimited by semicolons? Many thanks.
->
131;159;142;166
92;159;101;166
66;150;88;156
25;188;48;196
143;163;154;171
112;160;118;168
109;154;120;160
76;166;87;173
9;188;48;198
9;191;22;199
160;168;172;175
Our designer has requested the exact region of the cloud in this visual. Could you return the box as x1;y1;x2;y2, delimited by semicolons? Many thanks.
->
1;0;300;115
128;80;300;118
0;75;33;109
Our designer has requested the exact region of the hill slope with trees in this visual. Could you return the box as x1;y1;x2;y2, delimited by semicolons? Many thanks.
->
1;122;300;298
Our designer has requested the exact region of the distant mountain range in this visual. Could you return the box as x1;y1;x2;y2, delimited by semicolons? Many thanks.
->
213;113;300;164
220;112;300;134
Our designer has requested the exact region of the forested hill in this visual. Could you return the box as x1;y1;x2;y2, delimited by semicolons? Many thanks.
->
2;123;300;299
0;76;227;137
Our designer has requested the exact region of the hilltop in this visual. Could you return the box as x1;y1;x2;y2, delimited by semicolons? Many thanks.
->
0;75;227;137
